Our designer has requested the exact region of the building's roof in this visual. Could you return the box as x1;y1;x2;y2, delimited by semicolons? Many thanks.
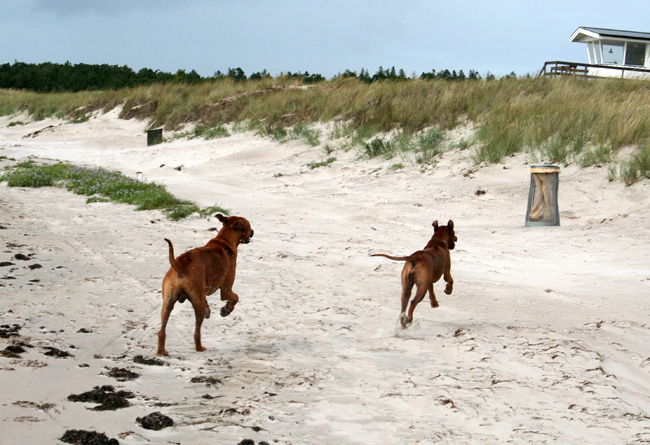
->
571;27;650;43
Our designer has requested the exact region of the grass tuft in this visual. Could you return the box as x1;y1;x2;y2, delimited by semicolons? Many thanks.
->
307;157;336;169
620;144;650;185
0;162;228;220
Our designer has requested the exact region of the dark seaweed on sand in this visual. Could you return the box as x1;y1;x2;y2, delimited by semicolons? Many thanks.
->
107;367;140;381
68;385;135;411
60;429;119;445
133;355;165;366
136;411;174;430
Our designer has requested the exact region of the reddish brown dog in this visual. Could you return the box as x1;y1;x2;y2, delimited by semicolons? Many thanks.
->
157;214;254;356
372;220;457;328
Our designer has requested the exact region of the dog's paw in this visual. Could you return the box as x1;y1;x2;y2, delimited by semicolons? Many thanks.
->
399;314;412;329
431;301;439;308
220;306;233;317
205;305;211;319
444;286;453;295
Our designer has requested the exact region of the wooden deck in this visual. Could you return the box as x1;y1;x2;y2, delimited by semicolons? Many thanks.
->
540;61;650;78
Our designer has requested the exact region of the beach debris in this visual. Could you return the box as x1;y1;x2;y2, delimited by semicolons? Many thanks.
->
190;375;222;386
1;341;32;358
23;125;55;139
133;355;165;366
2;345;25;358
43;346;73;358
136;411;174;430
60;429;119;445
0;324;22;338
106;367;140;381
68;385;135;411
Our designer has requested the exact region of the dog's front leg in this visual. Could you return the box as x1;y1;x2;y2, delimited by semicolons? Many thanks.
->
428;284;439;308
219;289;239;317
443;255;453;295
443;268;453;295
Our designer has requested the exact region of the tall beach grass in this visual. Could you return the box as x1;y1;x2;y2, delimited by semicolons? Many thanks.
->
2;75;650;184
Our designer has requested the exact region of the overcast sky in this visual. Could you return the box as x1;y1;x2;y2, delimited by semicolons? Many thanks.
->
2;0;650;78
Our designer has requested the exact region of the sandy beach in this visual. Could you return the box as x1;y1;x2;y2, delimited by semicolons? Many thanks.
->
1;109;649;444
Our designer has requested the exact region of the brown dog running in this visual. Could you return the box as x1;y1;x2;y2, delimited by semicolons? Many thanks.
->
372;220;457;328
157;214;254;356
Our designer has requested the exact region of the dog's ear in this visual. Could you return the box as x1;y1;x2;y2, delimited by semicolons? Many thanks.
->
432;220;439;229
447;220;454;231
215;214;228;224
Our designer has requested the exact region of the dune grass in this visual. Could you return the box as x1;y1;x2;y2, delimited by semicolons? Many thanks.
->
0;161;228;219
619;144;650;185
2;75;650;184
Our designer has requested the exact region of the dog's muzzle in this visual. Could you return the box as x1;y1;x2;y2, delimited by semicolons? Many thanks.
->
243;230;254;244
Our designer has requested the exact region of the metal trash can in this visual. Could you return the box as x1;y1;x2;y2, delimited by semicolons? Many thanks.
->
525;164;560;227
146;128;163;146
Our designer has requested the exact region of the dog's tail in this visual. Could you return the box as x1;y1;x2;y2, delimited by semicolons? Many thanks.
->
371;253;414;262
164;238;184;277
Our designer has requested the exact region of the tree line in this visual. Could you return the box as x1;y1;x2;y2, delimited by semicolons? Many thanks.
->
0;61;512;93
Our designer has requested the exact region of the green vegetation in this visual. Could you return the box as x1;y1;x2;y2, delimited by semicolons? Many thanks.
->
620;144;650;185
362;128;444;165
2;71;650;185
190;124;231;139
0;162;228;220
307;157;336;169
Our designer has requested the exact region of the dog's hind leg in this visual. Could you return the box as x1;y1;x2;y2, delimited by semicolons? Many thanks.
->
428;284;439;308
157;294;177;356
190;296;208;352
400;271;414;328
407;285;427;325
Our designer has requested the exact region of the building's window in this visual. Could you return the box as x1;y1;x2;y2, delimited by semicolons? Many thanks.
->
625;42;646;66
588;42;601;64
602;41;624;64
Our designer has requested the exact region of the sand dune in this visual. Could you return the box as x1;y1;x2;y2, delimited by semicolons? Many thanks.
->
1;111;648;444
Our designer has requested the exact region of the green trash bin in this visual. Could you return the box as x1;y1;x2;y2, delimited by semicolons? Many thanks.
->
147;128;163;146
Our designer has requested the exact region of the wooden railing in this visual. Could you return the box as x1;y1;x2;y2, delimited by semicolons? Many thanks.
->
539;61;650;78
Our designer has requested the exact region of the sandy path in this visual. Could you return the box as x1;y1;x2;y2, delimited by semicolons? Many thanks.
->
0;112;649;443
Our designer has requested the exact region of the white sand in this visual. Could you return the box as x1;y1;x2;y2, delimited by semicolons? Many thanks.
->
0;110;649;444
